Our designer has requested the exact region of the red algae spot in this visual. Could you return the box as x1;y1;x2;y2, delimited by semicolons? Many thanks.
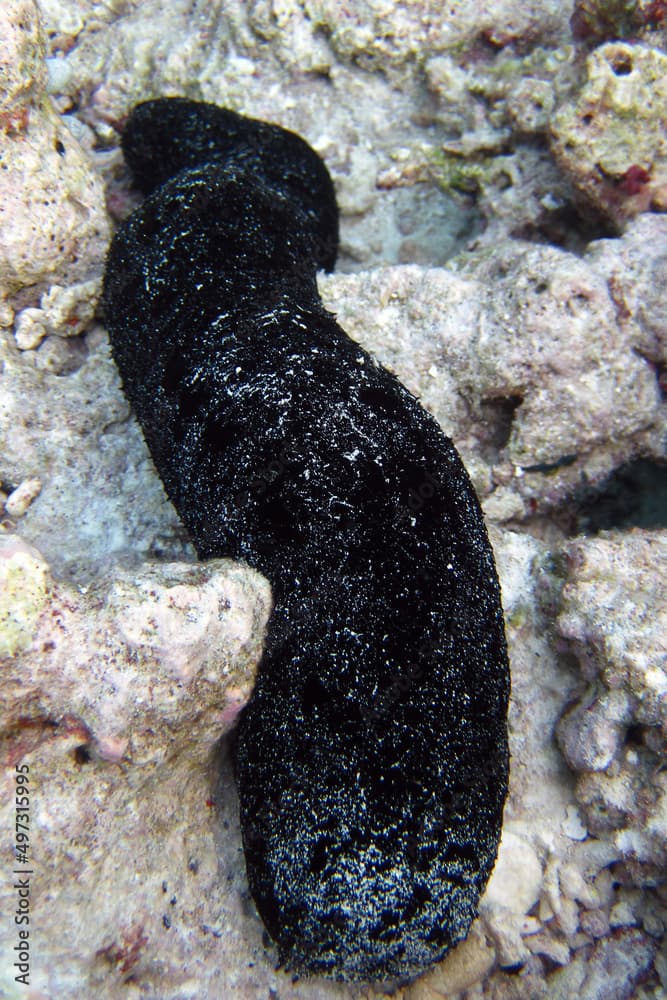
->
618;163;651;195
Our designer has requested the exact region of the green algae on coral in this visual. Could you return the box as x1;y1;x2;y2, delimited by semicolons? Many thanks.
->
550;42;667;227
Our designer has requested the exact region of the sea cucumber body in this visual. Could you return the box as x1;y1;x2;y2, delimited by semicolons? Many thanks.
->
103;99;509;982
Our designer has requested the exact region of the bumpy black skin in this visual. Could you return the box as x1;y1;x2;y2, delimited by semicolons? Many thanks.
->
120;97;339;273
103;98;510;983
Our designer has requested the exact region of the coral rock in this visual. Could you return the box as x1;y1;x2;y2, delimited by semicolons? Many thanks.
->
557;530;667;866
550;42;667;228
0;0;108;298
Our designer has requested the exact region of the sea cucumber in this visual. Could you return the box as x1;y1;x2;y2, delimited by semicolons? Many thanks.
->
102;97;510;983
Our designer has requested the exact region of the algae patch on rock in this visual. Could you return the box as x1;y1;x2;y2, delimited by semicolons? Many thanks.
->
550;42;667;227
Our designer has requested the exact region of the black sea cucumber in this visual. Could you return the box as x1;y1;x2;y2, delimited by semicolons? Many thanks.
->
102;97;510;983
